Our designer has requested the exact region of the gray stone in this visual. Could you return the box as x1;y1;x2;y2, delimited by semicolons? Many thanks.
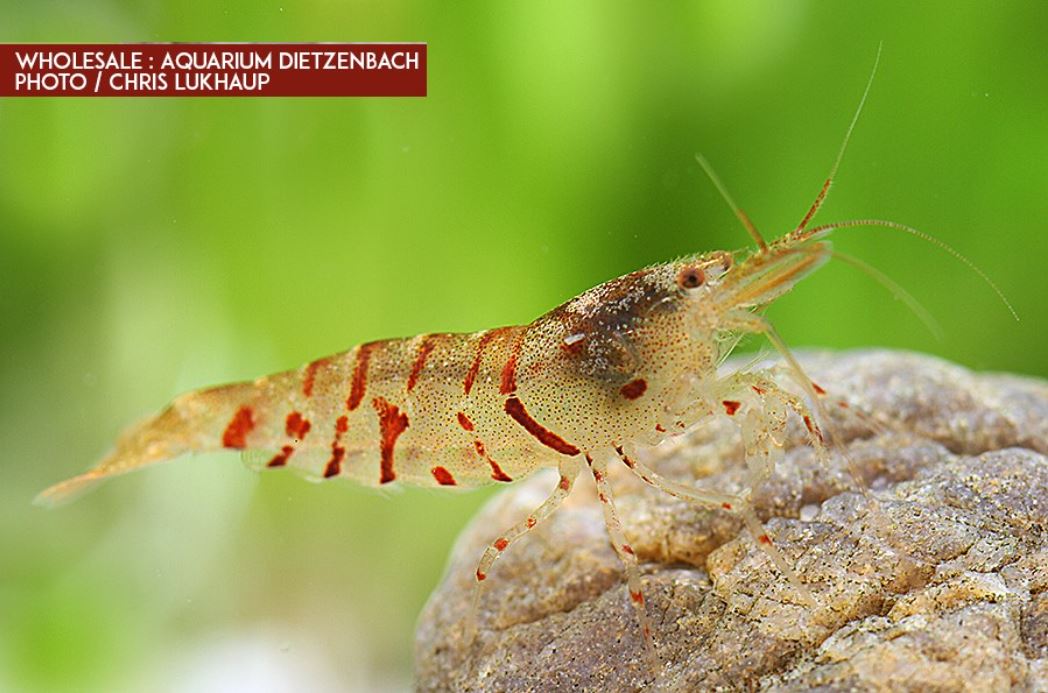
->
415;351;1048;691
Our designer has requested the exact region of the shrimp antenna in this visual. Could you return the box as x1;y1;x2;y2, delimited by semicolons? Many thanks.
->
696;152;768;252
806;218;1019;321
795;42;882;233
827;248;944;341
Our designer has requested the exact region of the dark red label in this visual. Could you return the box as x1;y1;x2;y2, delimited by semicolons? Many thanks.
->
0;43;427;97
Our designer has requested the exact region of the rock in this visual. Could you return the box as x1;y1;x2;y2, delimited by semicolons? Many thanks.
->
414;350;1048;691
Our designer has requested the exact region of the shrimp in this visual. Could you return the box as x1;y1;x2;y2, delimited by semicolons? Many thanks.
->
37;46;1014;674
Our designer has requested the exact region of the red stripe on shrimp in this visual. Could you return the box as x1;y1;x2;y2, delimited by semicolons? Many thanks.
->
222;406;255;448
268;412;312;468
431;466;456;486
285;411;311;440
499;330;525;395
267;445;294;468
373;397;409;484
302;357;328;398
406;335;438;393
323;415;349;478
473;439;513;482
504;396;580;456
620;378;647;400
463;328;505;396
347;342;381;411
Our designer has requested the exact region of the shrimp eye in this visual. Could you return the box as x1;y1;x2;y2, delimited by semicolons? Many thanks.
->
677;266;705;289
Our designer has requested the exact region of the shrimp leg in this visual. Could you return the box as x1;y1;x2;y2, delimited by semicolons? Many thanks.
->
587;453;658;669
466;457;582;644
714;370;828;482
616;428;815;606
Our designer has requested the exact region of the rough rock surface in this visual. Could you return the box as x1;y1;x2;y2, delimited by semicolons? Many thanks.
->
415;351;1047;691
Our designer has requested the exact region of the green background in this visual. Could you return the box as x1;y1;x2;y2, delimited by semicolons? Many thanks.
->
2;2;1045;691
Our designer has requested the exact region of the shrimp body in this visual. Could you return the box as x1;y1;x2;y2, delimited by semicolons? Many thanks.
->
38;248;793;502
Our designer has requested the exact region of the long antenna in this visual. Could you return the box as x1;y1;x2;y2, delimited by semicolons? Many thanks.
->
795;41;883;233
827;248;944;340
695;153;768;252
806;218;1019;321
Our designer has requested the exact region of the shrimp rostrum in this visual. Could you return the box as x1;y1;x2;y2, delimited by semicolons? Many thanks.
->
39;49;1012;669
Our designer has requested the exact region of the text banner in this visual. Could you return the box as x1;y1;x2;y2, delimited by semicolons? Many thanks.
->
0;43;427;97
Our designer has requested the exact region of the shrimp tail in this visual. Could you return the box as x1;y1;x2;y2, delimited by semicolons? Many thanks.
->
35;381;258;507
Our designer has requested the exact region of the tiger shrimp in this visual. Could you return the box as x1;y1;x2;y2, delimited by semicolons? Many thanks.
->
37;46;1015;674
